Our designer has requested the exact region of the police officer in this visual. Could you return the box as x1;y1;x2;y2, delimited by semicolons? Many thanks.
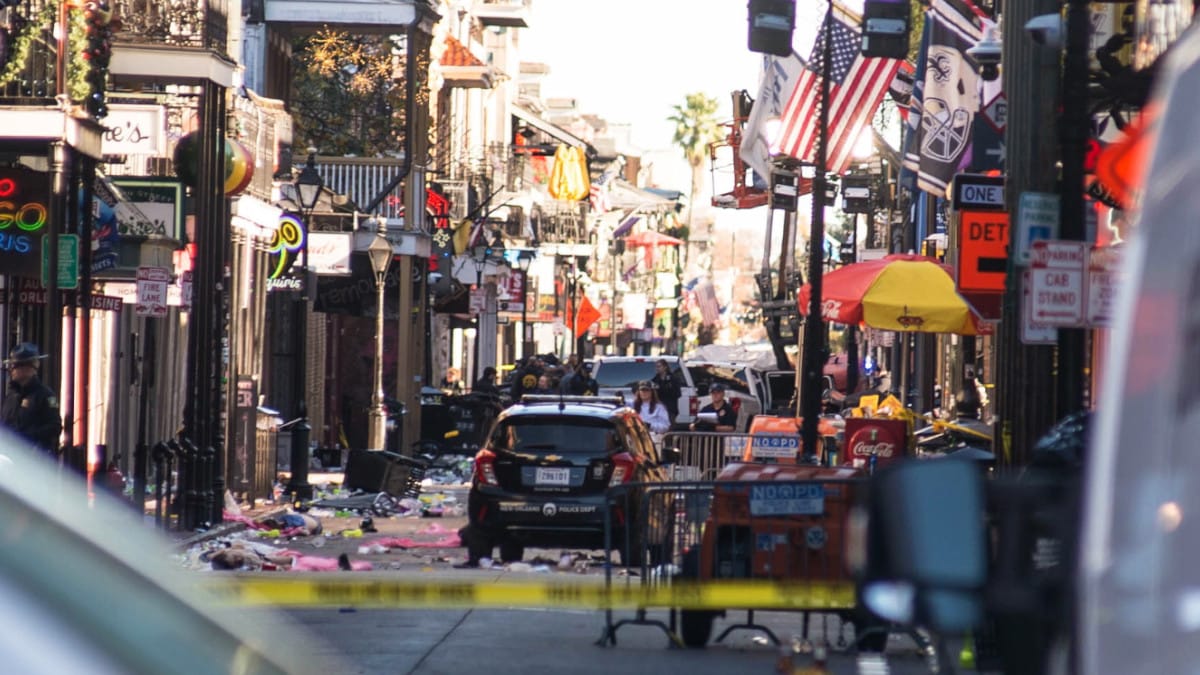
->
1;343;62;455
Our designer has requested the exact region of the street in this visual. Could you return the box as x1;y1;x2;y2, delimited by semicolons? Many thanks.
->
191;480;956;675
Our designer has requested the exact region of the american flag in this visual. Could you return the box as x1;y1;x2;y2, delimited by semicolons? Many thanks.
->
775;6;901;175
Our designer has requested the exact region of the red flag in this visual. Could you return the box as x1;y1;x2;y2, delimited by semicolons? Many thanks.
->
776;6;901;175
572;295;602;335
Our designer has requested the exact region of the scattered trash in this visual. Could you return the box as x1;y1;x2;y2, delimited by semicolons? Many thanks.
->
479;557;495;569
360;516;377;533
507;562;533;572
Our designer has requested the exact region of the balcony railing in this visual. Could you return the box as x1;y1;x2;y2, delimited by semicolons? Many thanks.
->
533;201;588;245
112;0;229;55
314;156;408;223
0;0;60;105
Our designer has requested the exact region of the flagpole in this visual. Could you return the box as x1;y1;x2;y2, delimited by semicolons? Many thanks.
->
801;2;834;463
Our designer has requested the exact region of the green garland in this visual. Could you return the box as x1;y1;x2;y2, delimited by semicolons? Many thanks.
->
0;0;105;106
0;0;57;88
67;4;89;102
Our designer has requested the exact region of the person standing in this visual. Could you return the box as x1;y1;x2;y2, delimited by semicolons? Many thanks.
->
651;359;682;425
632;381;670;434
473;367;499;395
692;383;737;432
1;343;62;456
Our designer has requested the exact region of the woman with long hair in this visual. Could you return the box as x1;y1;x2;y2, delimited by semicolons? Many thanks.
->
632;381;671;434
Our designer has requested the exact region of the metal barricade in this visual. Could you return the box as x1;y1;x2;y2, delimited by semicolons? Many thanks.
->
598;473;882;651
660;432;751;480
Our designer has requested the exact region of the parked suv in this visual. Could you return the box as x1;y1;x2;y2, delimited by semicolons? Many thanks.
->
466;395;676;565
590;355;698;428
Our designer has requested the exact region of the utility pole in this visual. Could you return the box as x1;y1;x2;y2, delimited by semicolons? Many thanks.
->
995;0;1063;467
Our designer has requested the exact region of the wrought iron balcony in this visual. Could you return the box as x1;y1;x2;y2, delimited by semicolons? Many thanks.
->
112;0;230;55
314;156;408;223
533;200;588;246
0;0;61;104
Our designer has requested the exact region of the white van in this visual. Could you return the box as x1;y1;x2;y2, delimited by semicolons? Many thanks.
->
590;355;698;428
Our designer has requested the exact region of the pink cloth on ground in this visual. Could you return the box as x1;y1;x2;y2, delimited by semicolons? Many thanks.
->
279;551;373;572
373;535;462;549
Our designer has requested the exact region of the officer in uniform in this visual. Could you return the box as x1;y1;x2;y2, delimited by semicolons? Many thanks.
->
1;343;62;456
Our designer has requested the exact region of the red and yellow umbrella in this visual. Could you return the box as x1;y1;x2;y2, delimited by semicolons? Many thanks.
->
798;253;991;335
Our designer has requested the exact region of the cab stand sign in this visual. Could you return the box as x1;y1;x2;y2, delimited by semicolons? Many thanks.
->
1025;240;1122;330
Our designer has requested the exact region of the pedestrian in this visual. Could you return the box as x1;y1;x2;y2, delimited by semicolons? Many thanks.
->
473;367;499;395
692;383;737;432
529;373;556;396
651;359;682;424
440;367;464;395
632;381;670;434
510;356;542;401
558;353;581;393
1;343;62;456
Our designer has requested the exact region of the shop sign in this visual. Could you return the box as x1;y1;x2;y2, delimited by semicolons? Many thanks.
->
110;178;184;240
0;167;52;278
101;104;167;156
267;212;306;291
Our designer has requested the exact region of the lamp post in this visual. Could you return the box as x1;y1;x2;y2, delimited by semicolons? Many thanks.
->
471;244;489;383
285;153;323;500
517;251;533;359
366;230;392;452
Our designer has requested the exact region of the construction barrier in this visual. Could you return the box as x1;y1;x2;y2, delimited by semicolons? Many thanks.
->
660;431;751;480
201;577;855;610
600;475;876;649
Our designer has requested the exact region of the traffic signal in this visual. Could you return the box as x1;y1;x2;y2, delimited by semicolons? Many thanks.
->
861;0;910;59
747;0;795;57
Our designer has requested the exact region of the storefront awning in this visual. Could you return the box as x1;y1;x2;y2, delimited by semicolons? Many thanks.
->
512;106;595;155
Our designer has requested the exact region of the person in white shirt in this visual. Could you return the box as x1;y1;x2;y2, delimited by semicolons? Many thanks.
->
633;381;671;434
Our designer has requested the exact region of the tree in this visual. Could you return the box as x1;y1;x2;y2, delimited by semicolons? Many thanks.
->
290;30;411;157
668;93;722;228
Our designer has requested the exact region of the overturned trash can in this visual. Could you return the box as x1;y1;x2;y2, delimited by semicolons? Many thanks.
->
343;449;427;498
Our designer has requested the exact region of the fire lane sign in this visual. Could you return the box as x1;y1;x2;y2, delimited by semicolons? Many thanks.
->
1029;240;1086;326
136;266;170;318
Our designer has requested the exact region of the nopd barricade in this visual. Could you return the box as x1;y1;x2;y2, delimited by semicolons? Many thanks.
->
599;466;890;652
660;432;751;480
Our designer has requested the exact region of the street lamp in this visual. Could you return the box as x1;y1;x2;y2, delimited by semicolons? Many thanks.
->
516;251;534;359
366;230;392;452
470;244;489;384
286;152;323;501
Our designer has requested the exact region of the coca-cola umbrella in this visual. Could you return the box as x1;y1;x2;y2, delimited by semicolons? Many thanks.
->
798;253;991;335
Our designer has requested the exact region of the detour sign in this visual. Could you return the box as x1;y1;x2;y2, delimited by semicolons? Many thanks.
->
958;209;1009;293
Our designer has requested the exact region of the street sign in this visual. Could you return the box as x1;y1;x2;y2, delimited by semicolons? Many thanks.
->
980;93;1007;133
1016;192;1059;264
958;209;1009;293
135;266;170;318
179;270;192;311
41;234;79;289
952;174;1005;211
1020;269;1057;344
968;118;1005;173
1029;240;1086;326
1087;246;1122;326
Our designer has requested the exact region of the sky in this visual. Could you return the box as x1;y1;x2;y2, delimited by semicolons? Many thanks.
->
518;0;833;196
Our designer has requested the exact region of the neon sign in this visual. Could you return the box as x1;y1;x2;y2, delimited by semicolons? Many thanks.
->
267;212;306;291
0;169;51;259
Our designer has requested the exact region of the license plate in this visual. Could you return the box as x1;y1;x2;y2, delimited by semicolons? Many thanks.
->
535;467;571;486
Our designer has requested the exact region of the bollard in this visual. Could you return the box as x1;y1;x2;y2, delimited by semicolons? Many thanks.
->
133;441;148;513
151;442;172;528
200;445;216;528
179;438;199;531
166;439;182;525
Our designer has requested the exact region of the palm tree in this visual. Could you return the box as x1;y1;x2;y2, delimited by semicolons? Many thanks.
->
668;93;722;228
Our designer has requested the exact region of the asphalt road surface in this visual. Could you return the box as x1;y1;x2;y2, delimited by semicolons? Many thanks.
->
199;480;974;674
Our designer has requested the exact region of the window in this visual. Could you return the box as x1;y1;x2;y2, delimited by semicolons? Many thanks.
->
687;364;752;396
491;418;618;458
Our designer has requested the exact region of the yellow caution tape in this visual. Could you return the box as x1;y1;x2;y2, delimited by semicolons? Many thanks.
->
202;578;857;611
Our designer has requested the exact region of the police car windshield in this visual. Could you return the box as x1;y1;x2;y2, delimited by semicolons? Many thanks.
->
491;418;617;458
